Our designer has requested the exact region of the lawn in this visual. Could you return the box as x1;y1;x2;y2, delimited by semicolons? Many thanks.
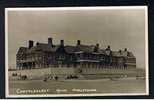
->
9;78;146;95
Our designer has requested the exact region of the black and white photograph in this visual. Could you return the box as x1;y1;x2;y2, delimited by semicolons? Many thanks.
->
5;6;148;97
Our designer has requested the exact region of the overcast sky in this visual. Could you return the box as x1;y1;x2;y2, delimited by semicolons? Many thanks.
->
7;7;147;69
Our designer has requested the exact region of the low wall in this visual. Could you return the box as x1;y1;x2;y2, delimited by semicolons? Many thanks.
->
82;68;145;77
8;67;145;80
9;67;75;79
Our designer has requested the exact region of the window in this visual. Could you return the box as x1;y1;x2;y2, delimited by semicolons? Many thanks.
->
100;56;104;60
59;54;65;60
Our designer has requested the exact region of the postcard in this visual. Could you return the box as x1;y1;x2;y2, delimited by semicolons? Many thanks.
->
5;6;148;97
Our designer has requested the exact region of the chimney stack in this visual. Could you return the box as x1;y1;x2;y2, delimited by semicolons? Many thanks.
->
60;40;64;46
119;49;122;53
96;43;99;48
107;45;110;49
29;40;33;49
94;43;99;52
106;45;111;50
77;40;81;46
124;48;128;56
124;48;127;51
36;42;39;46
48;37;53;46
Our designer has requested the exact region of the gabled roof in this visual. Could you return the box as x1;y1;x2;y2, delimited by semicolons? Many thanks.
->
64;45;76;53
111;51;135;58
111;51;123;57
27;43;59;53
99;49;106;54
17;42;135;58
17;47;28;54
75;45;95;53
127;52;135;57
92;49;106;55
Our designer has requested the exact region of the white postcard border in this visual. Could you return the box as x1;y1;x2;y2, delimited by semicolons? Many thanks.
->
5;6;149;98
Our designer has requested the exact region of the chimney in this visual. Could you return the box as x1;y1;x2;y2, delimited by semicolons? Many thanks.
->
60;40;64;46
106;45;111;50
36;42;39;46
124;48;127;51
124;48;128;56
107;45;110;49
119;49;122;54
96;43;99;48
29;40;33;49
77;40;81;46
48;38;53;46
94;43;99;52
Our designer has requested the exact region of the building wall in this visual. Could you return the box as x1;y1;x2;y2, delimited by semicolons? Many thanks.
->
16;45;136;69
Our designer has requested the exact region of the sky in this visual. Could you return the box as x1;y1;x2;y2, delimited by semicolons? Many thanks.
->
6;7;147;69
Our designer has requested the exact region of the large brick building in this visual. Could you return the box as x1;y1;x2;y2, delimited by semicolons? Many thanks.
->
16;38;136;70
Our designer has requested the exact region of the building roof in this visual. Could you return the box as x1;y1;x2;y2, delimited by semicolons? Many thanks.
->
76;59;100;62
75;45;95;53
127;52;135;57
17;47;28;54
64;45;76;53
112;51;123;57
17;42;135;58
27;43;59;53
111;51;135;57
